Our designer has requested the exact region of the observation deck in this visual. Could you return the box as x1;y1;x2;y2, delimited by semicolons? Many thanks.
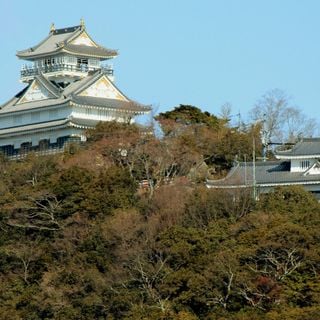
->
20;63;114;82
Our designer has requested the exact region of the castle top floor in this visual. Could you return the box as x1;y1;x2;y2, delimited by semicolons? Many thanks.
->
17;20;118;83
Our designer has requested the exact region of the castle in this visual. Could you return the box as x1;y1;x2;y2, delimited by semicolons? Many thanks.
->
0;20;150;156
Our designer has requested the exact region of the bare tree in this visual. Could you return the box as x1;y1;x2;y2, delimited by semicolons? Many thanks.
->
6;193;62;231
5;241;43;284
250;89;317;145
247;247;303;281
126;254;171;312
284;107;317;142
219;102;232;122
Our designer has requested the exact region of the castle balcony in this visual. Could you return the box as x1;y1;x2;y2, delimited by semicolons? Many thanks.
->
20;63;114;82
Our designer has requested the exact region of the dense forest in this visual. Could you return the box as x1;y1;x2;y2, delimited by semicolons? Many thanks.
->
0;105;319;319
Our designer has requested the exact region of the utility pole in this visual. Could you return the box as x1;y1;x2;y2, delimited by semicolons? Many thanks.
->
252;136;257;200
244;154;247;186
260;115;268;162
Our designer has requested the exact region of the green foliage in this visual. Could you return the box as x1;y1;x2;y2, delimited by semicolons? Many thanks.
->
86;120;140;142
52;166;93;217
156;104;221;131
84;166;138;216
258;186;320;215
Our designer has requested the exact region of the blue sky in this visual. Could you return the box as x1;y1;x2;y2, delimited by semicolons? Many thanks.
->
1;0;319;125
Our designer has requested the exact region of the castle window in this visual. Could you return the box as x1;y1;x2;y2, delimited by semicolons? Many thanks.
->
77;58;88;65
45;58;51;66
39;139;49;150
301;160;310;170
77;58;88;71
20;142;32;152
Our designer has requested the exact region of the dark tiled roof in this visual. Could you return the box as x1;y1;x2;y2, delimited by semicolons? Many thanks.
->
275;138;320;158
52;26;80;35
207;160;320;188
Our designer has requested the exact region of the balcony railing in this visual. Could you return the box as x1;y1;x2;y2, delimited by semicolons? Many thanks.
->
20;63;114;78
2;138;85;160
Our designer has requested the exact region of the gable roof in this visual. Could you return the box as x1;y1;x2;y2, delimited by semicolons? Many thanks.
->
275;138;320;159
17;73;61;104
16;24;118;60
303;161;320;175
76;72;128;100
69;71;150;113
0;70;150;114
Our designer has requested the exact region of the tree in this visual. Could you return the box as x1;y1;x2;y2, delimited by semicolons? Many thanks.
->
4;241;44;284
84;166;138;215
6;192;62;231
250;89;317;146
155;104;222;135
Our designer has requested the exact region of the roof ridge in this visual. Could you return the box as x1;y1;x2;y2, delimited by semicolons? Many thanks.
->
70;69;102;96
239;160;284;166
61;70;101;97
301;137;320;141
52;25;81;35
62;27;84;45
35;73;61;97
207;161;241;183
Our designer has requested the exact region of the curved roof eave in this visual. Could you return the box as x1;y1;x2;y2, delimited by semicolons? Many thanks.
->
275;154;320;160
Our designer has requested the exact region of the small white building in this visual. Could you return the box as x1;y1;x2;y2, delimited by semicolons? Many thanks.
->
0;20;150;156
206;138;320;199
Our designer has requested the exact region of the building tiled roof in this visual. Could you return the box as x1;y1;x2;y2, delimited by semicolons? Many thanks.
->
275;138;320;159
0;93;69;114
72;96;150;113
34;73;62;97
62;44;117;59
0;117;100;138
16;25;117;60
207;160;320;188
68;117;106;128
0;70;150;114
0;119;70;137
62;70;101;96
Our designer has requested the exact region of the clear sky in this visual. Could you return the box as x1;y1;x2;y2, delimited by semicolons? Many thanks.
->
1;0;319;125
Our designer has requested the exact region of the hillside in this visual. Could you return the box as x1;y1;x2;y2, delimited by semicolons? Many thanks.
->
0;111;319;319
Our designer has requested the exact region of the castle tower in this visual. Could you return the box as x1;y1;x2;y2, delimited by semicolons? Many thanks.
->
18;20;117;84
0;20;150;157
